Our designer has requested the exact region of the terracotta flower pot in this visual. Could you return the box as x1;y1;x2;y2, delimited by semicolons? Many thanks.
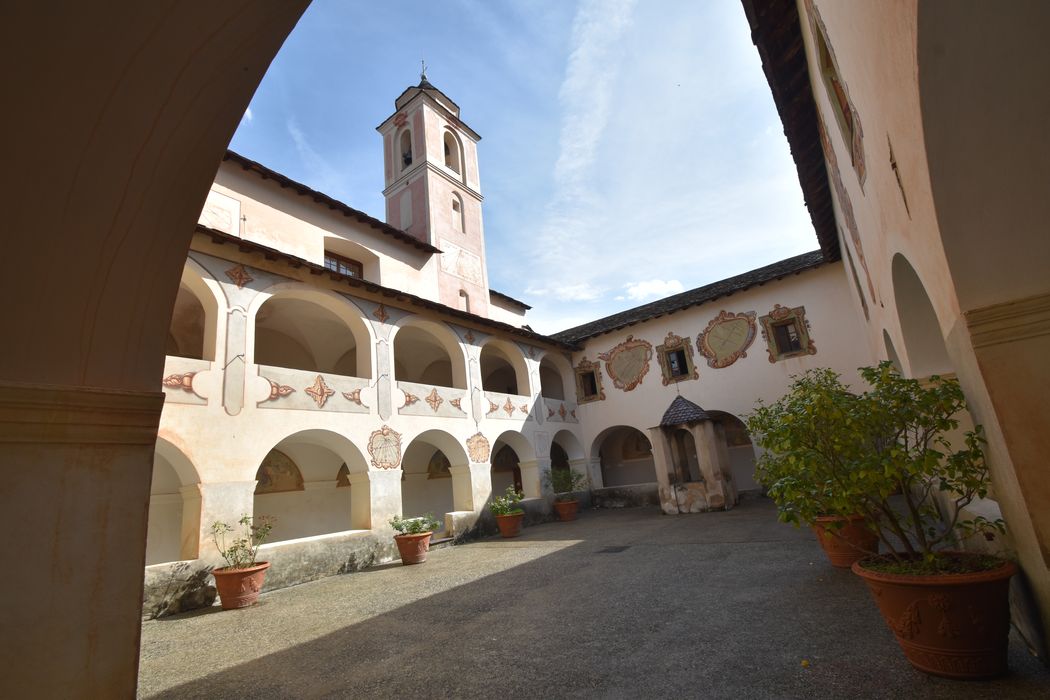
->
553;499;579;522
495;512;524;538
811;515;879;568
852;555;1017;679
212;561;270;610
394;532;433;565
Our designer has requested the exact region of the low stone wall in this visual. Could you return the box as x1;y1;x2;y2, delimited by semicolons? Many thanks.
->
591;483;660;509
142;529;398;619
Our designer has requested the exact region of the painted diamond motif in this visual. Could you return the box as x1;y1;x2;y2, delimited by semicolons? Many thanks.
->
304;375;335;408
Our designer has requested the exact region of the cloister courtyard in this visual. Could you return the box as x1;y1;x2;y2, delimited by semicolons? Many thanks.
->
138;498;1048;699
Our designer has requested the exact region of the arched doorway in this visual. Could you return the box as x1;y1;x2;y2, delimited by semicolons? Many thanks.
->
253;429;369;543
591;426;656;487
707;411;758;493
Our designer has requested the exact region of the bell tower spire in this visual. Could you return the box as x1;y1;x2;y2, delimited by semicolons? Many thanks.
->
377;71;490;316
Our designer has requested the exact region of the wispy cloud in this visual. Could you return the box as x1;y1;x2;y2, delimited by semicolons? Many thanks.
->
623;279;685;301
287;117;340;194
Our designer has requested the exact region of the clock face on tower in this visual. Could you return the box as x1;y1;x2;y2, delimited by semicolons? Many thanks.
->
698;311;758;368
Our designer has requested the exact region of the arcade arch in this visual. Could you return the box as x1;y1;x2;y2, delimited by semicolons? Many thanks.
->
393;320;467;389
166;262;221;362
253;429;369;543
146;438;202;566
401;430;472;529
480;339;529;395
891;254;952;378
253;288;372;378
539;353;572;401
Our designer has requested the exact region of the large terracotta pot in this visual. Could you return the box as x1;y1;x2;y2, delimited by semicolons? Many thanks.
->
553;499;579;522
852;555;1017;679
495;512;524;538
212;561;270;610
812;515;878;568
394;532;433;565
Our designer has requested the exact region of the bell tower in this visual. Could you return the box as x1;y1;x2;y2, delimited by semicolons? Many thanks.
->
377;68;489;316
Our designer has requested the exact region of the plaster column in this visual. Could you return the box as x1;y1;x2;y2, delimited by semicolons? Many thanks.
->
355;469;401;530
450;462;492;512
0;383;163;697
518;459;545;499
195;480;257;562
582;458;605;489
689;422;727;509
178;484;203;560
648;427;679;514
567;458;592;490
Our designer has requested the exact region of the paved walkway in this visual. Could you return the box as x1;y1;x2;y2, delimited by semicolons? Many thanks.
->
138;498;1048;698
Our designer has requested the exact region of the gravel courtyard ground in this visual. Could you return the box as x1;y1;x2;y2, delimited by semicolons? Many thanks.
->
138;497;1048;699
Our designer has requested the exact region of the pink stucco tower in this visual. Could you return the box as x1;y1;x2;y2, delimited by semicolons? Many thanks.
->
377;71;489;316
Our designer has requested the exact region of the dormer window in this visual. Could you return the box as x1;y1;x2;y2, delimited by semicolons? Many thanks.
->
443;130;461;175
399;130;413;170
324;251;363;280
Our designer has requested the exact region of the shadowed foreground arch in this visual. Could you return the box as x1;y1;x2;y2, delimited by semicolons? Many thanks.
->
0;3;308;695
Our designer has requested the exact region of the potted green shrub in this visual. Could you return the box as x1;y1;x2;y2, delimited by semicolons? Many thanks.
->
489;485;525;537
747;368;878;567
844;363;1012;680
390;513;440;565
752;363;1014;679
209;514;274;610
545;468;589;521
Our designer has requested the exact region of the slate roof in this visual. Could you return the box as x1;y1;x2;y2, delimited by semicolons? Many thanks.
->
194;224;575;351
489;288;531;310
660;396;711;427
222;150;442;255
552;251;826;343
741;0;839;261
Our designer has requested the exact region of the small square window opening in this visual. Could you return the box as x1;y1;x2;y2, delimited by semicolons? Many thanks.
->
324;252;363;280
772;321;802;355
667;349;688;377
580;371;598;398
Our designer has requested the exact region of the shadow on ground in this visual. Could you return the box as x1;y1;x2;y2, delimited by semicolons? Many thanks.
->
139;499;1048;699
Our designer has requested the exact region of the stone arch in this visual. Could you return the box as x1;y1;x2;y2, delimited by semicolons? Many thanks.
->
883;329;904;373
552;429;586;462
492;430;536;497
167;259;223;362
538;352;573;401
148;437;202;566
253;429;370;543
479;338;529;395
249;284;374;379
443;128;464;178
401;429;472;527
891;253;953;378
3;3;307;691
590;425;656;487
391;318;467;389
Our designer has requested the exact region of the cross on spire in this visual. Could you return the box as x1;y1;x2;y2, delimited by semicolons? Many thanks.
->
420;59;427;82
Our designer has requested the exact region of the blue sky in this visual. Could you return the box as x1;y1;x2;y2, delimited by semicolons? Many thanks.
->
232;0;817;334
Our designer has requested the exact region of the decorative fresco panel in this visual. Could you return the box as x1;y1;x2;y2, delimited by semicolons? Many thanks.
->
304;375;335;408
264;378;295;401
224;264;254;289
368;426;402;470
697;311;757;369
427;451;451;479
598;335;653;392
466;432;491;463
425;388;443;412
162;372;197;392
342;388;367;408
256;450;304;494
656;332;700;383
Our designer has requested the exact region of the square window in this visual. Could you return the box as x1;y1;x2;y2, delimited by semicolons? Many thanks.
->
324;252;363;280
667;349;688;377
772;321;802;355
580;371;598;398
